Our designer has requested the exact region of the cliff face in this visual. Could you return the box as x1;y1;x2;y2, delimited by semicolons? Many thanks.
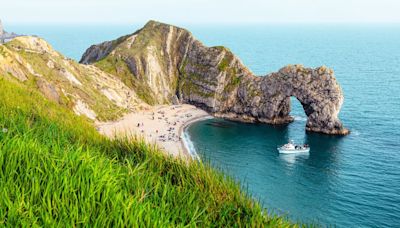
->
0;20;348;134
236;65;347;135
81;22;191;105
0;36;143;121
81;21;348;135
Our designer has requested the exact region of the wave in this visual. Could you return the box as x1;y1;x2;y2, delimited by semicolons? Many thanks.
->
350;130;360;136
182;129;200;160
181;116;213;160
293;115;307;122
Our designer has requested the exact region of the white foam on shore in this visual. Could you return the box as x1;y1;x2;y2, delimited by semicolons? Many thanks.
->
181;116;213;160
182;129;200;160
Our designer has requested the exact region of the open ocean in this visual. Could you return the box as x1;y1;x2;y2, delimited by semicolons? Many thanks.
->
8;23;400;227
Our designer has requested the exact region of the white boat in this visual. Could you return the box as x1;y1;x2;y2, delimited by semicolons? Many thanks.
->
277;140;310;154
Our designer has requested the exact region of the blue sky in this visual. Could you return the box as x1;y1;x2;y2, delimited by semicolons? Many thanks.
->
1;0;399;25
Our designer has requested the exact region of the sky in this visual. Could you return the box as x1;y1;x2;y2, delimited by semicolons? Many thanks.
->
1;0;400;25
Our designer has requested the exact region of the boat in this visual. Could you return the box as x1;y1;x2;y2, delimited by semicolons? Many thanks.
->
277;140;310;154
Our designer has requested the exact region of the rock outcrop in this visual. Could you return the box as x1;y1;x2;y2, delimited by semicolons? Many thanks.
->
0;20;348;134
0;36;144;121
80;20;349;135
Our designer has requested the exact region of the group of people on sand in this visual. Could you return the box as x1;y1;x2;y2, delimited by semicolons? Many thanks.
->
137;106;197;144
155;108;182;143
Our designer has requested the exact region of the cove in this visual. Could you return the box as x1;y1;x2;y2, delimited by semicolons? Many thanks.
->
187;98;400;227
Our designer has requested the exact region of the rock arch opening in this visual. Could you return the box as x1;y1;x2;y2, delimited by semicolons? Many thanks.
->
289;97;308;122
257;65;349;135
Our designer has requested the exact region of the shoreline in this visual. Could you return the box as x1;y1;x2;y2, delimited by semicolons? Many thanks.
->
180;114;213;160
96;104;211;158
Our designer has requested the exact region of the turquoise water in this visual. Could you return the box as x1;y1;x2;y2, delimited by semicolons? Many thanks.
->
187;25;400;227
8;24;400;227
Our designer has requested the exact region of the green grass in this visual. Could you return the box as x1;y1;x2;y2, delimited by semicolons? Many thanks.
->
0;77;297;226
95;57;158;105
3;40;127;121
93;22;174;106
218;58;230;72
217;50;234;72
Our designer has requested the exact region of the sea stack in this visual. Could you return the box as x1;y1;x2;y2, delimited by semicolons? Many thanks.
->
80;20;349;135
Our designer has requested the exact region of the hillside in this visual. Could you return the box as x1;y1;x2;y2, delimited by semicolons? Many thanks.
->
0;19;345;226
0;36;144;121
82;20;349;135
0;77;298;226
0;21;348;134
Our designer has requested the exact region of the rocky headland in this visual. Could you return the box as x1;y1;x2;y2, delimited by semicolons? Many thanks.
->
81;20;349;135
0;20;348;136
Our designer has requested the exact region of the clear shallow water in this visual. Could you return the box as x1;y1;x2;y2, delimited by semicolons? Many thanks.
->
7;23;400;227
187;25;400;227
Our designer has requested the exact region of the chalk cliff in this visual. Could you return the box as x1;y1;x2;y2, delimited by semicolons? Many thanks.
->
81;21;349;135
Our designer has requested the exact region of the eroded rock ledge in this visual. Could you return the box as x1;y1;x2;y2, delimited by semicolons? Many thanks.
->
80;20;349;135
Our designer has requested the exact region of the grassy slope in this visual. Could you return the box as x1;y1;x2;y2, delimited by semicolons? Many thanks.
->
94;22;178;105
2;39;129;121
0;77;295;226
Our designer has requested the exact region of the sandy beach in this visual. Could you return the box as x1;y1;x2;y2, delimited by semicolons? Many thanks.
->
97;104;211;158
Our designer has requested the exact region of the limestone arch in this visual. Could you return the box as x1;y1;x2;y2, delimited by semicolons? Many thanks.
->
260;65;348;135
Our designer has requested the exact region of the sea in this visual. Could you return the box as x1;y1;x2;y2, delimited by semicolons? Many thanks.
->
8;23;400;227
